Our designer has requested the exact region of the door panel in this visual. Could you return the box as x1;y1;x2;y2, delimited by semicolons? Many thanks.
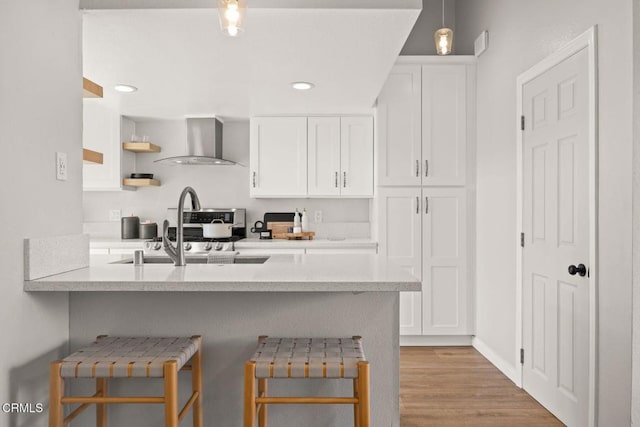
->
377;187;422;335
250;117;307;197
308;117;341;196
422;188;467;335
341;116;374;196
422;65;466;186
522;48;589;426
377;65;422;186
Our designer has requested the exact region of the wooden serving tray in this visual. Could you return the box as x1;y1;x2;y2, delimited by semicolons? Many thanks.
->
272;232;315;240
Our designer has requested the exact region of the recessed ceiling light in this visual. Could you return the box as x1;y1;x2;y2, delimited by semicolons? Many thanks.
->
291;82;315;91
114;84;138;93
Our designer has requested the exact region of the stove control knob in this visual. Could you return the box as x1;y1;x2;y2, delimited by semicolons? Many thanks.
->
203;242;213;251
152;242;162;251
214;242;223;251
184;243;192;251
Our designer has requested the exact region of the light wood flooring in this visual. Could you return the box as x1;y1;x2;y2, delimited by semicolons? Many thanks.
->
400;347;564;426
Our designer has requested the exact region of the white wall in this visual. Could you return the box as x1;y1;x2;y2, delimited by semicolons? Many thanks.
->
82;120;371;237
632;0;640;424
455;0;633;425
401;0;456;55
0;0;82;426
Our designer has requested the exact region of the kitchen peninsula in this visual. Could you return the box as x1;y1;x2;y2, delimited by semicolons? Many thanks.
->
25;253;419;426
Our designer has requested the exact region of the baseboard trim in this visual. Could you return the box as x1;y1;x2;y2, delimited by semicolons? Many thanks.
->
400;335;473;346
471;337;520;386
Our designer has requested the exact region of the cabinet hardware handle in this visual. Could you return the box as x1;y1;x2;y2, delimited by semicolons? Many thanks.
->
252;172;256;188
343;171;347;188
416;160;419;177
416;196;419;214
425;160;429;177
425;197;429;214
335;171;338;188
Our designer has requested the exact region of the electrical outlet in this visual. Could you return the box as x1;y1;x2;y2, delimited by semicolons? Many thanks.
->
314;210;323;223
56;152;68;181
109;209;122;221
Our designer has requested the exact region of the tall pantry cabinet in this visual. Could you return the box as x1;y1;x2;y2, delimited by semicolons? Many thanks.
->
376;57;476;342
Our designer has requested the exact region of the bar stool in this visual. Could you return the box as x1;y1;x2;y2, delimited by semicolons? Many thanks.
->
243;336;370;427
49;335;203;427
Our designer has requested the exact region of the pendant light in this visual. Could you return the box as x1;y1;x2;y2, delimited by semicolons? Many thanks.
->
434;0;453;55
218;0;246;37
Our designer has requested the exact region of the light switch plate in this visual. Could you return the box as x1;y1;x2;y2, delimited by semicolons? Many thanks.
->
474;31;488;57
56;152;68;181
109;209;122;221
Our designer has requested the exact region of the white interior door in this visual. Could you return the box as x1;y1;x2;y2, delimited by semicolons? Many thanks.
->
308;117;341;196
522;48;590;426
340;116;373;196
377;187;422;335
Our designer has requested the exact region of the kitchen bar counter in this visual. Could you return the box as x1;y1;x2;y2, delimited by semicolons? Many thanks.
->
27;247;415;426
89;237;378;250
24;254;417;292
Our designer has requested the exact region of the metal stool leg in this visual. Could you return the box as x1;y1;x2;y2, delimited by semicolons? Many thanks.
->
49;361;64;427
164;361;179;427
96;377;108;427
357;362;370;427
244;362;256;427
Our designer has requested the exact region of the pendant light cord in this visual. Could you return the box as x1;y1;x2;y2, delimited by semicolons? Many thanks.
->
442;0;445;27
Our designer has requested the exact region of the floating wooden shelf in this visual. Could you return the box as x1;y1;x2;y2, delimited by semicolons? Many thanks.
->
122;142;161;153
122;178;161;187
82;148;103;164
83;77;103;98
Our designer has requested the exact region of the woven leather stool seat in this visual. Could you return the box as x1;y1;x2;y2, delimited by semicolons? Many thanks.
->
244;336;370;427
50;335;203;427
251;337;366;379
61;336;199;378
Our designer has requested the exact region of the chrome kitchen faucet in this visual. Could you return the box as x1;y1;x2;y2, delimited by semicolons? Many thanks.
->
163;186;202;266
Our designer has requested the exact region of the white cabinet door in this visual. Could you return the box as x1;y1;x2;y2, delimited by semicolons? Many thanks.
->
340;116;374;197
308;117;341;197
377;187;423;335
250;117;308;197
305;248;377;255
377;65;422;187
421;65;467;186
421;188;468;335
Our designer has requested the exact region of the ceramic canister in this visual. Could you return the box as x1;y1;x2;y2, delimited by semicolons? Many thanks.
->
121;216;140;239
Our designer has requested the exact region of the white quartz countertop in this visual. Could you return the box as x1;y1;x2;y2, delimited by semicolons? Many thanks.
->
90;237;377;250
24;254;419;292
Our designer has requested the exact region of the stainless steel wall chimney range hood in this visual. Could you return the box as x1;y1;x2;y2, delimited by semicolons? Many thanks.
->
154;118;236;165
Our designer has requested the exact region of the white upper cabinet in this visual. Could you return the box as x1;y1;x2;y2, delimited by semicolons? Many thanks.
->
250;117;308;197
340;116;374;197
377;61;472;187
253;116;373;198
83;101;135;191
308;117;341;197
422;65;467;186
377;65;422;186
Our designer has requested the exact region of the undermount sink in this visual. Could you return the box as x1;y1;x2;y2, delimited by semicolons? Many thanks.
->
113;255;270;265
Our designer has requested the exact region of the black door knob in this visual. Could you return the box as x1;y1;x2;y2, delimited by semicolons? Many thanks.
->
568;264;587;277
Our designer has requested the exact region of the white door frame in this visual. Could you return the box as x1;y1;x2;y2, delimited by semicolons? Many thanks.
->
515;26;599;426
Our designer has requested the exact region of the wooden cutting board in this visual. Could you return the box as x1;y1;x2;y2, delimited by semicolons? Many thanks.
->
266;221;294;237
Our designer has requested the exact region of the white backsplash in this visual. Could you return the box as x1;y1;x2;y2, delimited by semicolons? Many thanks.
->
82;120;372;239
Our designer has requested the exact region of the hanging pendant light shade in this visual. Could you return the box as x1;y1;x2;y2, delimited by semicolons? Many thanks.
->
218;0;246;37
434;0;453;55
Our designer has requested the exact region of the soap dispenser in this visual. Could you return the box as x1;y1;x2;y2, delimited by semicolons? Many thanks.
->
293;209;302;233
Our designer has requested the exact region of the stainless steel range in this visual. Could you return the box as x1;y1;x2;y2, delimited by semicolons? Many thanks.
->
144;208;246;255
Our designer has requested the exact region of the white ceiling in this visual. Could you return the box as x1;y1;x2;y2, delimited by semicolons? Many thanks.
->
82;2;420;119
